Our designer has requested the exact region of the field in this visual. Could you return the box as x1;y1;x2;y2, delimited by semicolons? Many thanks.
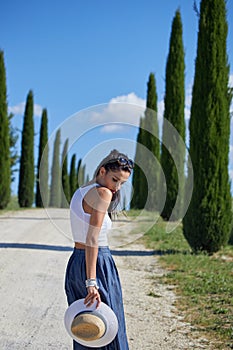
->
138;213;233;349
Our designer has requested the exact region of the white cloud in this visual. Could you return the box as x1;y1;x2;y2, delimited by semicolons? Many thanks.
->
90;92;146;133
157;100;164;121
90;89;191;135
8;102;25;116
185;83;193;121
229;144;233;167
229;73;233;88
229;169;233;183
89;92;170;135
8;102;43;117
101;124;125;133
34;104;43;117
109;92;145;106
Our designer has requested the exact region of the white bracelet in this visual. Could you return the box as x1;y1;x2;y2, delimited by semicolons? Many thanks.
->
85;278;99;289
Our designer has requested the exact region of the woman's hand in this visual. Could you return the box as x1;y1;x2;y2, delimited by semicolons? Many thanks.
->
84;286;101;308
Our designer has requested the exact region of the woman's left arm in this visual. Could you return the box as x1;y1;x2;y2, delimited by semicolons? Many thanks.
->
84;187;112;307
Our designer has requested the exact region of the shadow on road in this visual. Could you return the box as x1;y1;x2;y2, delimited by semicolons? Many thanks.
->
0;216;68;221
0;242;73;251
0;242;190;256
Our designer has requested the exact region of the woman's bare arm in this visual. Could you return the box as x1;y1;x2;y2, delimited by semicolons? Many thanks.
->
84;187;112;307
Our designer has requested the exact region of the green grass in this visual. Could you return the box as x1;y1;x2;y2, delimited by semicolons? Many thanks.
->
0;196;19;213
138;216;233;349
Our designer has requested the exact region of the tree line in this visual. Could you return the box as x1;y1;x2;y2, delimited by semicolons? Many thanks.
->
0;0;232;254
131;0;233;254
0;65;87;210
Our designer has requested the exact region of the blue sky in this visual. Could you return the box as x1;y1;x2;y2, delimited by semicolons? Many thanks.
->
1;0;233;194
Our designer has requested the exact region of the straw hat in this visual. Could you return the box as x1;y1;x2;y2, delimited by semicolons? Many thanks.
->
64;299;118;348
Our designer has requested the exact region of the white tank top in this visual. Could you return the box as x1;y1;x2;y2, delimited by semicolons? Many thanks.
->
70;183;112;246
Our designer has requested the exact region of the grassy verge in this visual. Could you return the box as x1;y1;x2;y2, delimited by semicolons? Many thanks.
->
139;216;233;349
0;196;22;214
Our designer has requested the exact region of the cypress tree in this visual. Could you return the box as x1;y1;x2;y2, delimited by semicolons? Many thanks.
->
85;173;90;184
49;129;61;207
69;154;77;200
0;50;11;209
143;73;160;211
131;74;160;211
61;138;70;208
229;226;233;245
18;90;34;207
131;117;148;209
76;158;82;188
70;154;77;199
183;0;232;253
35;108;48;207
78;164;86;187
160;9;186;221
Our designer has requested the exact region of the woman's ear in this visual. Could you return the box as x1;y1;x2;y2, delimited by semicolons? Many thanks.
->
99;166;106;177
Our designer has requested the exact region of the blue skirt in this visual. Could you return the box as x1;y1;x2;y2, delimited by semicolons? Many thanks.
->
65;247;129;350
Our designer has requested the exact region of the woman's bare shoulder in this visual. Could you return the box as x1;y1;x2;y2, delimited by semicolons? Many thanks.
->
85;185;112;201
83;186;112;213
91;186;112;203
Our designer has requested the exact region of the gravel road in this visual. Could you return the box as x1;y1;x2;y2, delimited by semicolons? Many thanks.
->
0;209;213;349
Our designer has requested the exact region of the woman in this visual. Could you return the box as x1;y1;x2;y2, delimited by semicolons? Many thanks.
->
65;149;133;350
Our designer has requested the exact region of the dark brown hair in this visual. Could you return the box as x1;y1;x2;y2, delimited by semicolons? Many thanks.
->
93;149;132;213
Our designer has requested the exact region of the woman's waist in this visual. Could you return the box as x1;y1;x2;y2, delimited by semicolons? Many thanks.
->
74;242;85;249
74;242;110;252
72;230;109;246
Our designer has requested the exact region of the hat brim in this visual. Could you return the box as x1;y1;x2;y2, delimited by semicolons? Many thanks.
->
64;299;118;348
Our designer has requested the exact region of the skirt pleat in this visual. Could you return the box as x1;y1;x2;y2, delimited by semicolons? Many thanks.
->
65;247;129;350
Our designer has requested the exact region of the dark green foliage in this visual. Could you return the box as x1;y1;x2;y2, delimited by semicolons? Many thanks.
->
35;109;49;207
160;9;186;220
228;201;233;245
229;225;233;245
76;159;82;188
61;138;70;208
76;158;85;188
18;90;35;207
85;173;90;184
143;73;160;211
131;117;147;209
49;129;61;207
131;73;160;211
183;0;232;253
0;51;11;209
69;154;77;199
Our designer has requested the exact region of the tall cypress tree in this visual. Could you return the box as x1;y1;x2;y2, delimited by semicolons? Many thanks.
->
35;108;48;207
131;74;160;210
131;117;147;209
0;50;11;209
85;173;90;184
76;158;82;188
160;9;185;221
61;138;70;208
18;90;34;207
69;154;77;200
143;73;160;211
77;162;86;187
49;129;61;207
183;0;232;253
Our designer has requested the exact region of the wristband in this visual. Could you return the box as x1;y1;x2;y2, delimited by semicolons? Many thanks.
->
85;278;99;289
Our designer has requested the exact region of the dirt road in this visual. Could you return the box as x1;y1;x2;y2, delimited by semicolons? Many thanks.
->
0;209;211;349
